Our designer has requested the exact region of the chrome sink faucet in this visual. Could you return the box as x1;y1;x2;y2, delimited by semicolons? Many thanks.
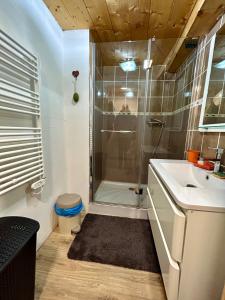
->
208;147;224;172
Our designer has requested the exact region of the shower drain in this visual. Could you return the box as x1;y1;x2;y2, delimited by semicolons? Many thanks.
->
128;187;143;194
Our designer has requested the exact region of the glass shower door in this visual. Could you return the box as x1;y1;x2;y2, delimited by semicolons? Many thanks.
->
92;40;151;207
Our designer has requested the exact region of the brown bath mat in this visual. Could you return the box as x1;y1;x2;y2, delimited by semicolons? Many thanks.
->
67;213;160;273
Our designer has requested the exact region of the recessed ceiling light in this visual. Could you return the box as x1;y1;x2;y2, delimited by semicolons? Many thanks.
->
121;87;128;90
120;60;136;72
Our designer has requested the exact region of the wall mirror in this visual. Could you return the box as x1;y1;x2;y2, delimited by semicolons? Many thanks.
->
199;23;225;132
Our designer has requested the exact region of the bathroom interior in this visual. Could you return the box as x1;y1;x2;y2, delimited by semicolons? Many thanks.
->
0;1;225;300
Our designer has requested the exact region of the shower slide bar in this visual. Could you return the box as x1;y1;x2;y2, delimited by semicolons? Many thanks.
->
0;29;45;195
101;130;136;133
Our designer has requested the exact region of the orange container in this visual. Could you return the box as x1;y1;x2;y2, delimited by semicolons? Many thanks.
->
187;149;200;163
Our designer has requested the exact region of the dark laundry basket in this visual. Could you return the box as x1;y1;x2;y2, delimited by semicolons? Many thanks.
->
0;216;40;300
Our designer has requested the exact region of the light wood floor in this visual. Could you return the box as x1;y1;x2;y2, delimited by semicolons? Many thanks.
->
35;230;166;300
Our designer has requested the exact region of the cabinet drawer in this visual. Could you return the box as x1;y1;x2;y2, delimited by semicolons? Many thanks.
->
147;188;179;300
148;165;185;262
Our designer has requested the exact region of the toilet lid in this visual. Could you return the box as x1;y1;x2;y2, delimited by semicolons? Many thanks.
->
56;193;81;209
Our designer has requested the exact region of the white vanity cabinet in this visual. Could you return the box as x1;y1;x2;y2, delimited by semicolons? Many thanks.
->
147;164;225;300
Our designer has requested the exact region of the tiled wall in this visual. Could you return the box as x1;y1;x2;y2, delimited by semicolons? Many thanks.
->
145;53;197;161
168;51;197;159
185;16;225;165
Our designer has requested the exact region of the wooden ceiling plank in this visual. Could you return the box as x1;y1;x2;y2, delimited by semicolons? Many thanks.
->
148;0;175;38
106;0;131;41
83;0;112;29
61;0;93;29
83;0;116;41
157;0;206;77
44;0;77;29
128;0;151;40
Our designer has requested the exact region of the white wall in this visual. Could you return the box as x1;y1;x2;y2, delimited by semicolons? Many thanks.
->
63;30;90;210
0;0;67;248
0;0;91;248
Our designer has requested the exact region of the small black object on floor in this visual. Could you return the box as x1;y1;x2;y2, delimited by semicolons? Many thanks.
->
68;213;160;273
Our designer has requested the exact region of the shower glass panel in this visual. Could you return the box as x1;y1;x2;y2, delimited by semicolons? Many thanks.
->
92;40;150;207
140;38;198;185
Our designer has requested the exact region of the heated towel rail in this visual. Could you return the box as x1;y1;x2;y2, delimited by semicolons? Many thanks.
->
0;29;44;196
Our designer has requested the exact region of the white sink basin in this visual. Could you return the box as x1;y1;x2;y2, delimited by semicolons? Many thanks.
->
160;161;225;190
150;159;225;212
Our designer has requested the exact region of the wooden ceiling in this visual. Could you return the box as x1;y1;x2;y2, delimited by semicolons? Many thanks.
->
43;0;225;42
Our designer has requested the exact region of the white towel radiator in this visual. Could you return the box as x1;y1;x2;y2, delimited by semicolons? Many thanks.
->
0;29;45;195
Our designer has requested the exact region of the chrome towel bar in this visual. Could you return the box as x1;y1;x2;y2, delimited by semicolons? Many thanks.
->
100;130;136;134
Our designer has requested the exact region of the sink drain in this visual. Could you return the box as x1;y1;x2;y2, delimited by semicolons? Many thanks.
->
186;184;197;188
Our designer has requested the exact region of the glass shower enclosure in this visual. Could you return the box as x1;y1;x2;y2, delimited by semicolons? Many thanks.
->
90;39;150;208
90;37;191;208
